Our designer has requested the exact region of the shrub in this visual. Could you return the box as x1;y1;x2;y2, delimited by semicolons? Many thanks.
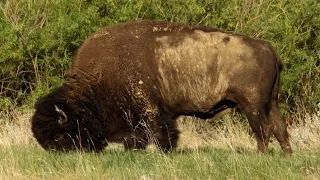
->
0;0;319;122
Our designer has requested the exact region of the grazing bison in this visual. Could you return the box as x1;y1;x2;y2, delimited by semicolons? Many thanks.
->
31;20;292;156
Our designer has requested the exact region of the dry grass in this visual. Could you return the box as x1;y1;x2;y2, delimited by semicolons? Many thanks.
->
0;111;35;147
178;115;256;151
0;109;319;153
290;112;320;151
178;112;320;153
0;109;319;179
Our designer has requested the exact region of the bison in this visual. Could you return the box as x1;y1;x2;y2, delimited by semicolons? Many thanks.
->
31;20;293;156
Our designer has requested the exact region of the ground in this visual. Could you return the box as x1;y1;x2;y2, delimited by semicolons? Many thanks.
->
0;110;319;179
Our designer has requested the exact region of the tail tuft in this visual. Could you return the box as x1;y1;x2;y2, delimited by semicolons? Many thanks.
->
278;61;283;71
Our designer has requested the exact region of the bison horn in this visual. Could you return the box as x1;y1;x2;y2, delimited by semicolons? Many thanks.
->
54;105;68;125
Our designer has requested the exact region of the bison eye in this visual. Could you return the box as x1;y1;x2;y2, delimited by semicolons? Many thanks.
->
54;133;64;141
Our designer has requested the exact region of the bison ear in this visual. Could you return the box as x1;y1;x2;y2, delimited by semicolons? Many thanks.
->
54;105;68;125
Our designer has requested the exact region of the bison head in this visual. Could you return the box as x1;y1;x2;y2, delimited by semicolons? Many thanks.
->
31;85;108;152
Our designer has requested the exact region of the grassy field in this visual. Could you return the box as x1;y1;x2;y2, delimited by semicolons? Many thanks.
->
0;111;319;179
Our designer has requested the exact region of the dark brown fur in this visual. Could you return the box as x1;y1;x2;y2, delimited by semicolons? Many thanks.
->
31;20;292;156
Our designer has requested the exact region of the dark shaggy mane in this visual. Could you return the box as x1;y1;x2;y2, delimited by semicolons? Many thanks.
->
32;80;111;152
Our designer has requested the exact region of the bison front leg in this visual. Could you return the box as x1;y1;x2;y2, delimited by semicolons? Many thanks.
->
155;111;180;152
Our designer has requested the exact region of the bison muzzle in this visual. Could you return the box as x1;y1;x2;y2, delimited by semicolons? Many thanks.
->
31;20;293;156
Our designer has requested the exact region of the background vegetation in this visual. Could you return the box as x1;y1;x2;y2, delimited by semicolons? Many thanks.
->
0;1;319;179
0;0;319;120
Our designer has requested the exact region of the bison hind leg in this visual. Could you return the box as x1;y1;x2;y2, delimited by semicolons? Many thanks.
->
268;100;293;156
243;98;292;156
242;104;272;154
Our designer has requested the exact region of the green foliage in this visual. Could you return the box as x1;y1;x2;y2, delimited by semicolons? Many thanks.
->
0;0;319;118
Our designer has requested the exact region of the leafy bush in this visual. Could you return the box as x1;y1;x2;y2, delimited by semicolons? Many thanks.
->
0;0;319;121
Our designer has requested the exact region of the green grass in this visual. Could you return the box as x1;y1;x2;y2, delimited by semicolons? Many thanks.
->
0;92;318;180
1;112;319;179
0;145;319;180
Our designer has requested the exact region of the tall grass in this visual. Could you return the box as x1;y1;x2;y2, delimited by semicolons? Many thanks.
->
0;110;319;179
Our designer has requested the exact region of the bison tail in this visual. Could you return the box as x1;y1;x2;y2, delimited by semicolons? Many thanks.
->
278;60;283;72
269;44;283;72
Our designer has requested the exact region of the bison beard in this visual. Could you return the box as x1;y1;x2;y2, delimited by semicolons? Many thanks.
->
31;20;293;156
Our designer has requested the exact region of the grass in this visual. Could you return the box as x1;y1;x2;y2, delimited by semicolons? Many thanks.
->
1;145;320;179
0;110;319;179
